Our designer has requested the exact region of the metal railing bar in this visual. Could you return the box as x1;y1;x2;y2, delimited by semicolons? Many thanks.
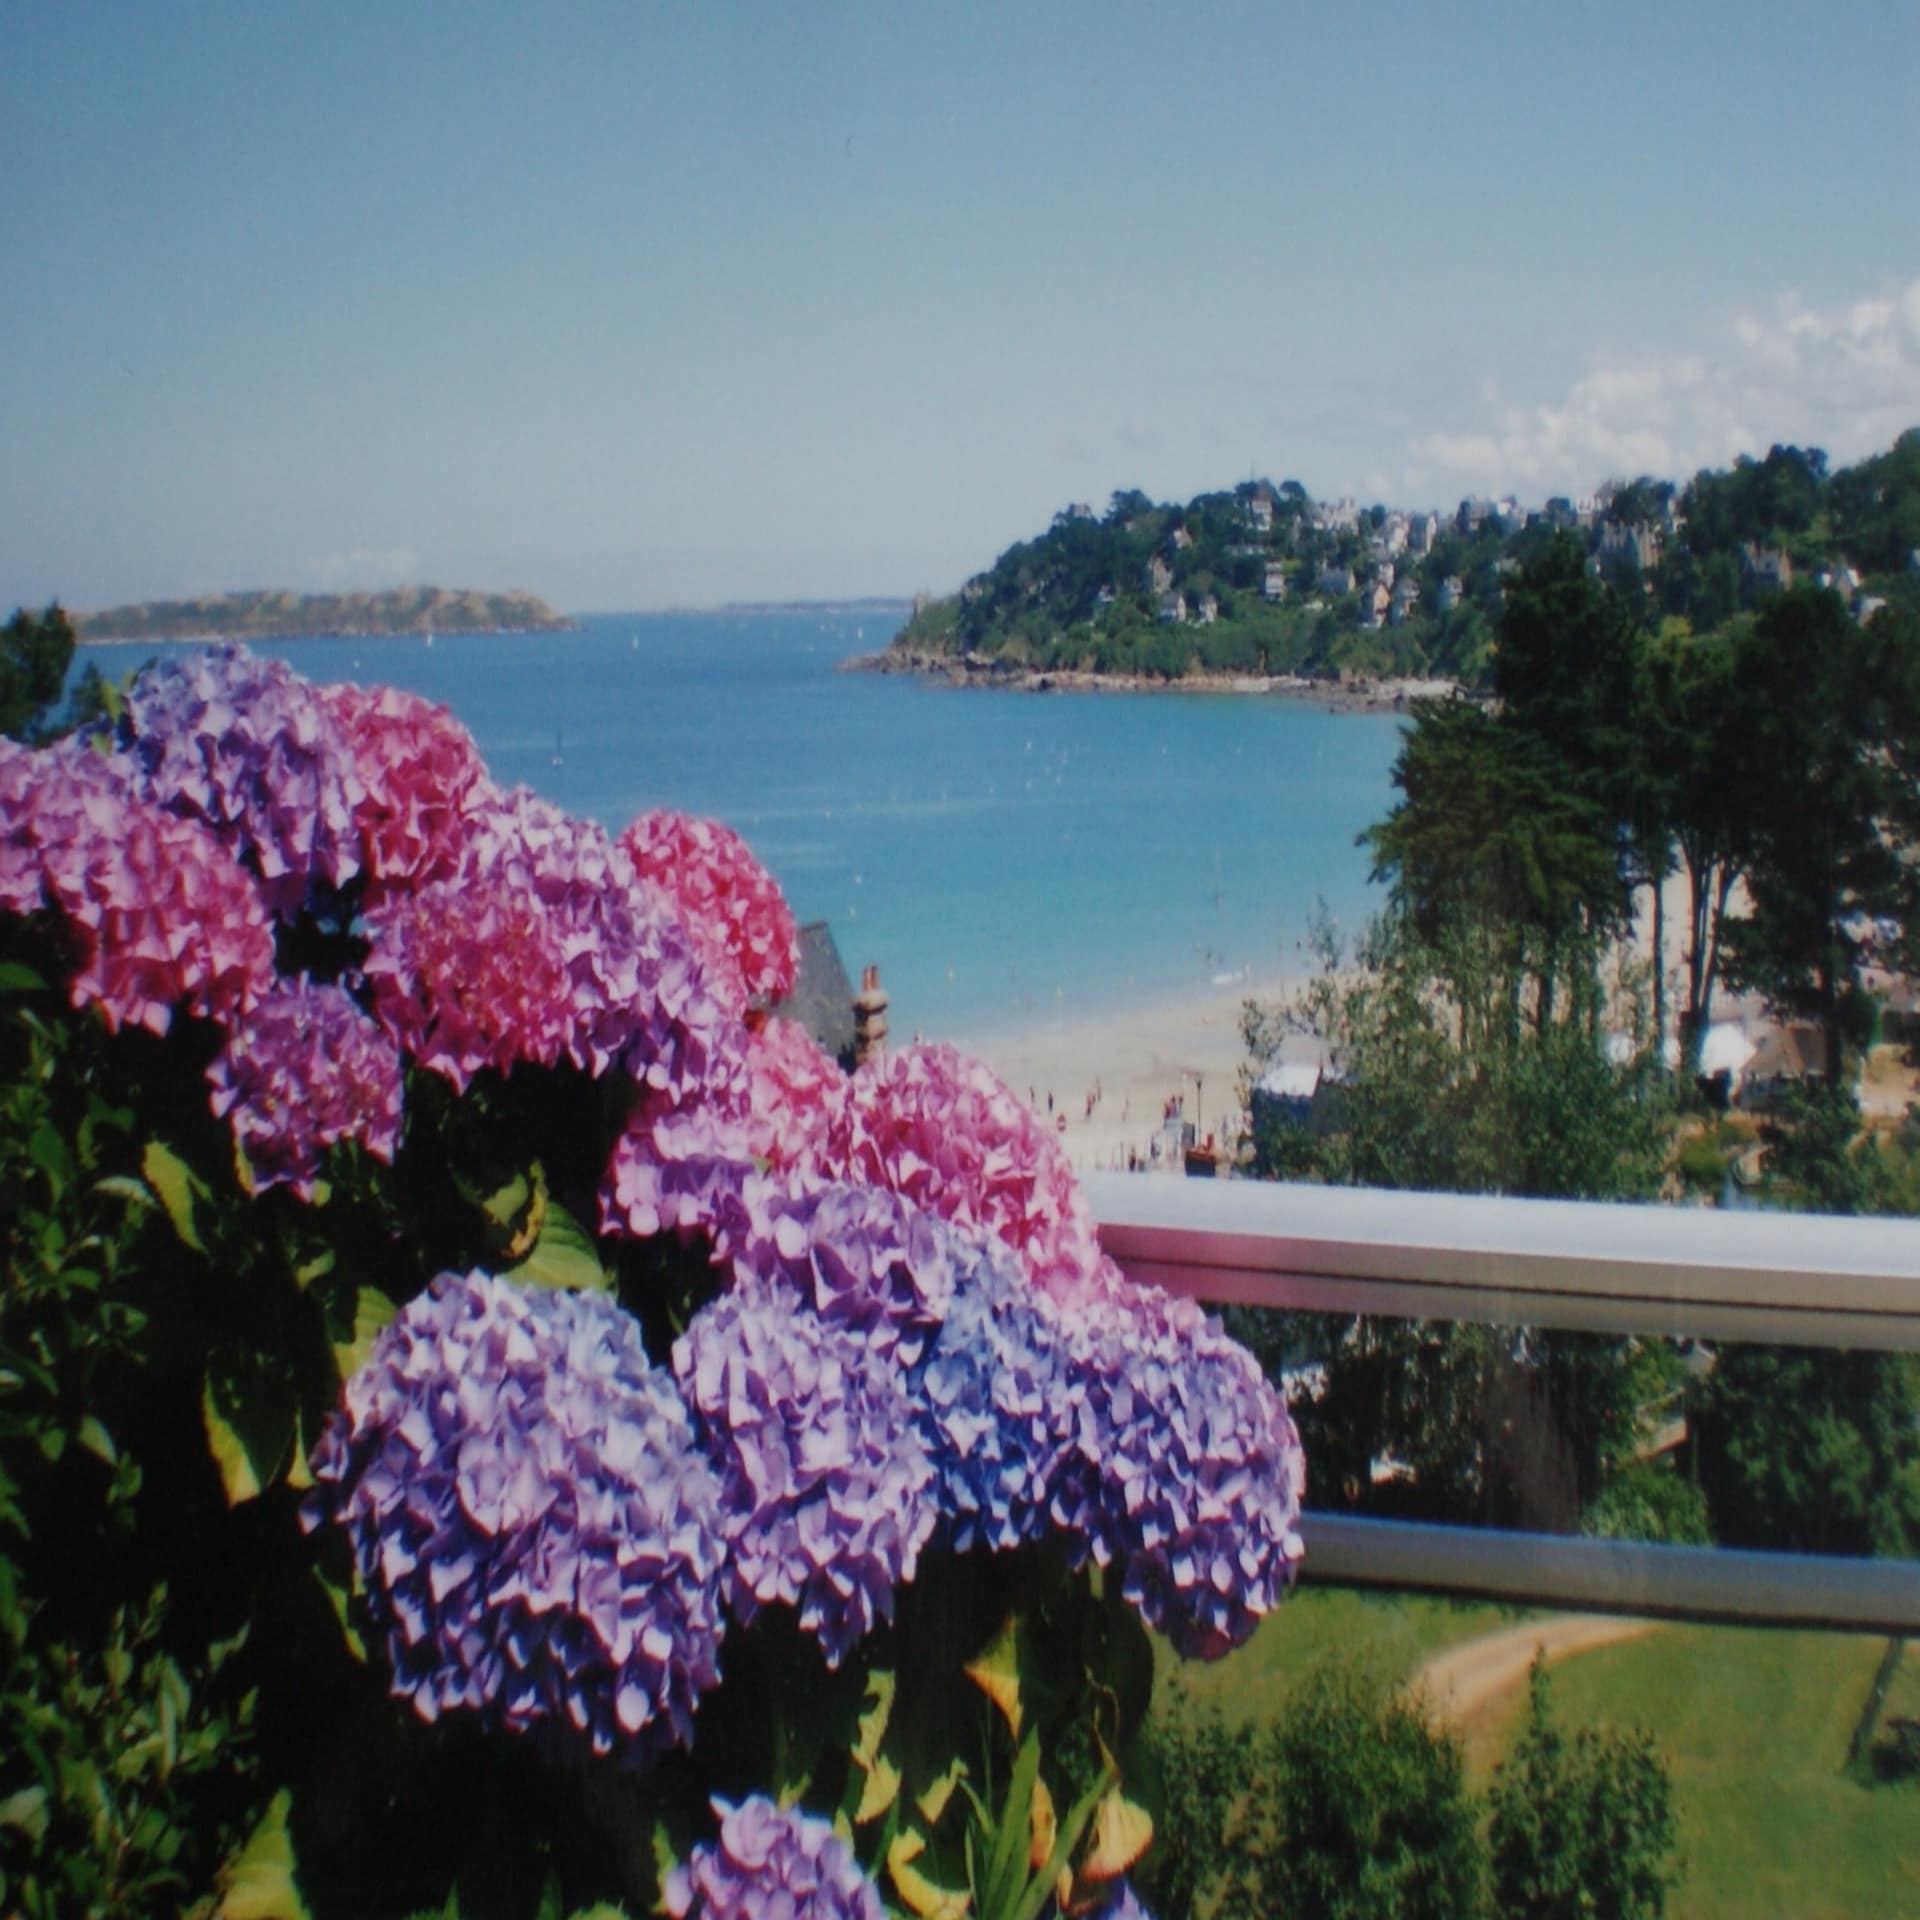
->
1299;1512;1920;1635
1087;1172;1920;1350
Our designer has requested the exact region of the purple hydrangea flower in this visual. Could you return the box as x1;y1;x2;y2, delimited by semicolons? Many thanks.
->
307;1272;728;1761
724;1181;960;1366
601;1080;762;1241
119;645;366;919
664;1796;886;1920
206;974;403;1198
672;1273;938;1666
1097;1884;1160;1920
1058;1280;1306;1660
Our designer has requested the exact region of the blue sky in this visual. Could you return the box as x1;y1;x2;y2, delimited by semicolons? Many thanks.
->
4;0;1917;612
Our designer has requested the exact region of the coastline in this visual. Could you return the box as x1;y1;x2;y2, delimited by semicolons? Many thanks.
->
843;646;1462;714
945;967;1331;1175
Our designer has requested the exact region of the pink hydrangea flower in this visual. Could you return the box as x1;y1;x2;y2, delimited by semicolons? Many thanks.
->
827;1043;1106;1300
0;736;276;1035
742;1014;847;1169
207;976;404;1198
618;810;799;1015
363;786;748;1099
315;680;493;896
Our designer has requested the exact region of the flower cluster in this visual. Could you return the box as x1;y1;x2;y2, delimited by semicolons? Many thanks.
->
673;1272;937;1665
363;785;746;1098
1056;1280;1307;1661
909;1236;1081;1555
619;809;799;1014
0;736;276;1034
118;646;366;919
742;1014;847;1170
316;679;493;896
664;1797;885;1920
306;1272;728;1760
2;643;1309;1794
723;1181;958;1365
829;1043;1106;1300
206;975;404;1198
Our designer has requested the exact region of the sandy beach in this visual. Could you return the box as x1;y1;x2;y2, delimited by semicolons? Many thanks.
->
949;970;1331;1174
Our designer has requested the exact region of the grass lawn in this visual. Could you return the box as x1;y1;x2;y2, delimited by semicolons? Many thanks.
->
1520;1625;1920;1920
1159;1589;1920;1920
1154;1581;1517;1722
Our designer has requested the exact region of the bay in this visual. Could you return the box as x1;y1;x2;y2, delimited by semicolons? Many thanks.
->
76;610;1407;1042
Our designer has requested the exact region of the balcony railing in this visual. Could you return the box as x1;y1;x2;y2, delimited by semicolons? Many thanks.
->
1085;1172;1920;1635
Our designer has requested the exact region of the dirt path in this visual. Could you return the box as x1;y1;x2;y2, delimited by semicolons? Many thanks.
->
1413;1614;1663;1726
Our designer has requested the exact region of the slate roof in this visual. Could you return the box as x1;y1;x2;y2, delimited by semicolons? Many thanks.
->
780;920;858;1068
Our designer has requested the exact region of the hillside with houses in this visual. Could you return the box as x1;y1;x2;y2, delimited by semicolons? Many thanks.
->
891;430;1920;687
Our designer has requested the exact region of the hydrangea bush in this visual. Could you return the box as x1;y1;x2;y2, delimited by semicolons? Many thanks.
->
0;645;1306;1920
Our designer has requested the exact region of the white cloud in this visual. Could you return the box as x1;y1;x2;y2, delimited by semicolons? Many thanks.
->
1403;280;1920;501
302;546;420;592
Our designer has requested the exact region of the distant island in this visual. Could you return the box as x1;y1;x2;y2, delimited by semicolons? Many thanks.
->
714;596;913;618
77;585;574;645
880;429;1920;692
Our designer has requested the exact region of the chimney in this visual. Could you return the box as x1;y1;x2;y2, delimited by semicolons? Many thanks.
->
853;963;889;1069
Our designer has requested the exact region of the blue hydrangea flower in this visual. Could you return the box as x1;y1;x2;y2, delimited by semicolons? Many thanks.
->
672;1273;938;1666
665;1797;885;1919
908;1235;1086;1555
307;1272;728;1761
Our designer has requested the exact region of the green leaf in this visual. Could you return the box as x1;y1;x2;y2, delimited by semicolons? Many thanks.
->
202;1347;295;1506
852;1669;896;1770
311;1568;366;1663
329;1287;397;1384
511;1198;614;1293
650;1821;680;1900
217;1789;312;1920
94;1173;157;1213
0;1785;48;1844
76;1415;117;1466
142;1140;207;1253
0;962;47;993
983;1733;1042;1918
1013;1759;1117;1920
293;1247;337;1291
964;1613;1024;1741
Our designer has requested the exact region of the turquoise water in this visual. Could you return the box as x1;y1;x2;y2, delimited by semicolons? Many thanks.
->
78;612;1407;1040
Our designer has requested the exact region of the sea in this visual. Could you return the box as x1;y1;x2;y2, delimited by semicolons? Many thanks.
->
75;611;1408;1043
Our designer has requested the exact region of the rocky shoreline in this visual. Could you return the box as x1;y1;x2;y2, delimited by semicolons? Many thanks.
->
842;646;1463;712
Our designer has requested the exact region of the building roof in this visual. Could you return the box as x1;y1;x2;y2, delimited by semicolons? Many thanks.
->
780;920;857;1067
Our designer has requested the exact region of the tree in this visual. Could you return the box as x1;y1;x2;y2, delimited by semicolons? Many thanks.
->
1364;703;1623;1048
1241;1658;1484;1920
1488;1657;1680;1920
1652;627;1750;1073
0;602;77;741
1690;1342;1920;1558
1719;591;1920;1082
1239;911;1667;1532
